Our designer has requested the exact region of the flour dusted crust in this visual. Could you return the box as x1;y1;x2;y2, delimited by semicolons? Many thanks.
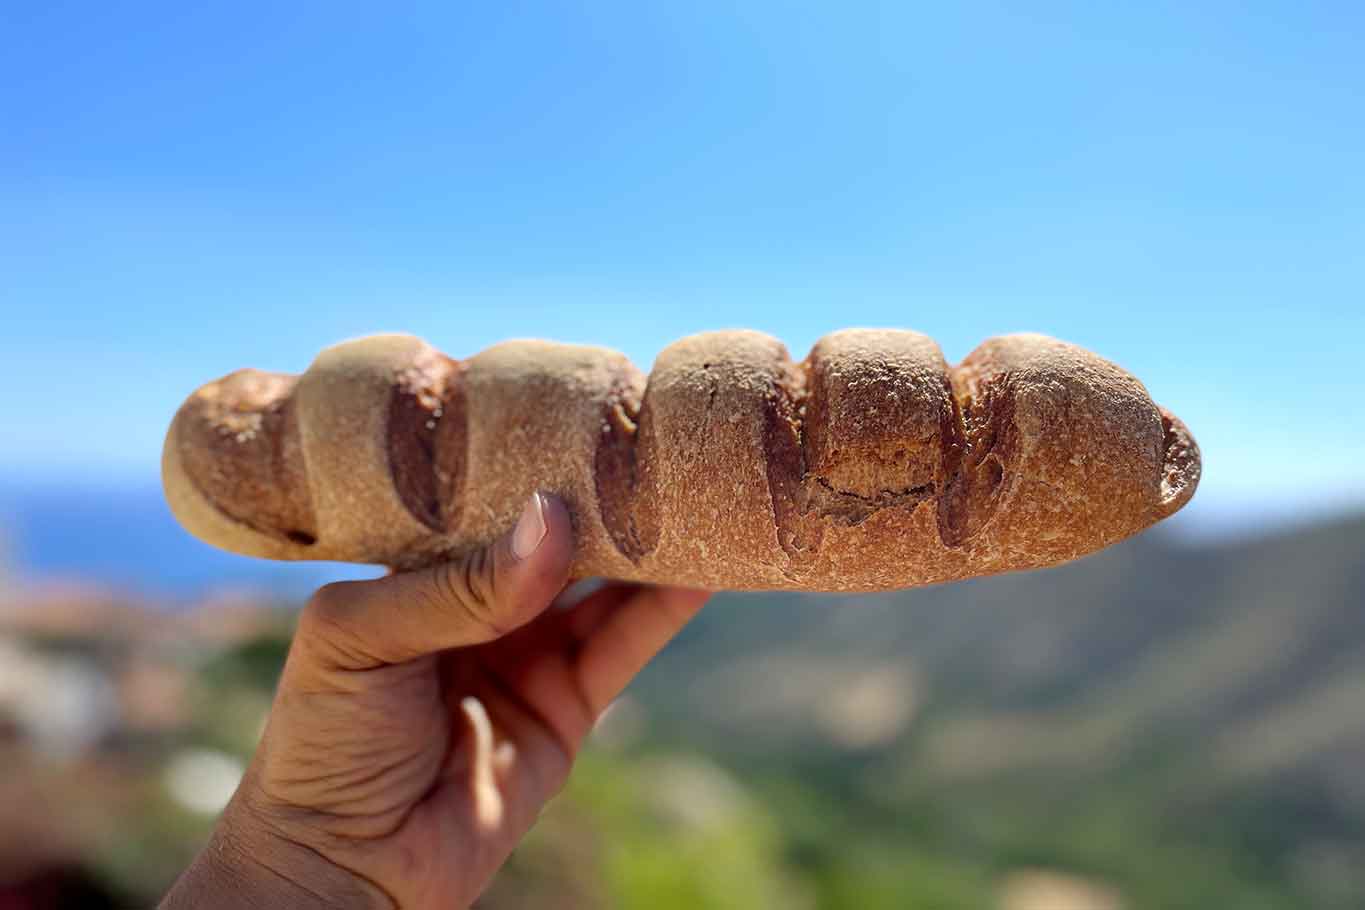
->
162;329;1201;591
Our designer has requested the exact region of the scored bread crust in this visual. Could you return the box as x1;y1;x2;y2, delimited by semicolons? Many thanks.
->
162;329;1201;591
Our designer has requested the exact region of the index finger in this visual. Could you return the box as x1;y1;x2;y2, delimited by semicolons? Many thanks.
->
572;585;711;718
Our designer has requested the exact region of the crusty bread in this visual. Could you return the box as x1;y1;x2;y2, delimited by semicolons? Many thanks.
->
162;329;1200;591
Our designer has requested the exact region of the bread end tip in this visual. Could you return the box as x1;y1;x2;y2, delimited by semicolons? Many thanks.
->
1154;407;1201;520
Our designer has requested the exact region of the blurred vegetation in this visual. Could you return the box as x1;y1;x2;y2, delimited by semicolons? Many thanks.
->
2;514;1363;908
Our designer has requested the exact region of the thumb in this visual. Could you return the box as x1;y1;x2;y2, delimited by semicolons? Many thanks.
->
297;492;575;668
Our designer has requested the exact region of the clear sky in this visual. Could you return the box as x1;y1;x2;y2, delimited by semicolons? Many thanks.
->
4;1;1363;536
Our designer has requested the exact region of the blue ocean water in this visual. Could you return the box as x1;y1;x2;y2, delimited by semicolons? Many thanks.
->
0;480;379;601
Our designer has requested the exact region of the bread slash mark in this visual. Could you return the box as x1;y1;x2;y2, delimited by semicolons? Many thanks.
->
388;352;466;533
594;369;660;563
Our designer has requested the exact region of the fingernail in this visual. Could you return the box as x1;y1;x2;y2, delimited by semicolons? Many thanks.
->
511;492;547;560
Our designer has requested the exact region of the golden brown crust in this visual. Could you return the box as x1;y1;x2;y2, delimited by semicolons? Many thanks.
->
162;329;1202;591
1155;407;1201;519
172;370;317;546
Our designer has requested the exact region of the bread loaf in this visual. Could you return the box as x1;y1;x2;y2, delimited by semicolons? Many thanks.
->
162;329;1200;591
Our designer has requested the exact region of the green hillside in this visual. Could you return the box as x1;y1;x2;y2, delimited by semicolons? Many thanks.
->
4;514;1363;908
570;514;1365;908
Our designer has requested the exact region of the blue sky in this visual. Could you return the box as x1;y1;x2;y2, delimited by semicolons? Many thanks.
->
4;1;1363;536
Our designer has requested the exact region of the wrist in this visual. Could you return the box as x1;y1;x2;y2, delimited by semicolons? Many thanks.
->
161;789;392;910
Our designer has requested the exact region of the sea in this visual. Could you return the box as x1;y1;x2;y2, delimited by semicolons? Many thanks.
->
0;480;379;603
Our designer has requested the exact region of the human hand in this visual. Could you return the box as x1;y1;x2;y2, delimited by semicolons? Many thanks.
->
161;492;710;909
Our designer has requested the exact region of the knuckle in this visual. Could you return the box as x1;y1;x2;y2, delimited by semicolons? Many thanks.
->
431;547;506;637
305;581;347;619
542;760;574;802
299;583;351;639
297;582;373;668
